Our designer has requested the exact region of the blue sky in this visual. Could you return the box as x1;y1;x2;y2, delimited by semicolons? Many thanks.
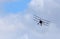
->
0;0;60;39
3;0;30;13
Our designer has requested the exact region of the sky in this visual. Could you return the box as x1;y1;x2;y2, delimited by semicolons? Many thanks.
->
0;0;60;39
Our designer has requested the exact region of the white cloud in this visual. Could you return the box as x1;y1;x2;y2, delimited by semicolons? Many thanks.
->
24;0;60;38
24;14;32;21
30;23;60;39
29;0;44;8
29;0;44;11
29;0;60;10
0;13;26;39
20;34;29;39
28;0;60;16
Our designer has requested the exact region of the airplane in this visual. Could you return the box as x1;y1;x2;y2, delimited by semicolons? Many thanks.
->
33;15;50;26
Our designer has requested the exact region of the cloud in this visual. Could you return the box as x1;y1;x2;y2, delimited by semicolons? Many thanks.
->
29;23;60;39
28;0;60;16
20;34;29;39
29;0;44;12
0;13;27;39
27;0;60;27
29;0;44;8
0;0;60;39
24;14;32;21
24;0;60;39
29;0;60;10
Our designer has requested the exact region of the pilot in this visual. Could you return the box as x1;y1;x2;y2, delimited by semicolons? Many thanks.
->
39;20;43;26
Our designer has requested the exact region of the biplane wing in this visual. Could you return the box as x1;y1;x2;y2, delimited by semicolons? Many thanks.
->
33;15;50;26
